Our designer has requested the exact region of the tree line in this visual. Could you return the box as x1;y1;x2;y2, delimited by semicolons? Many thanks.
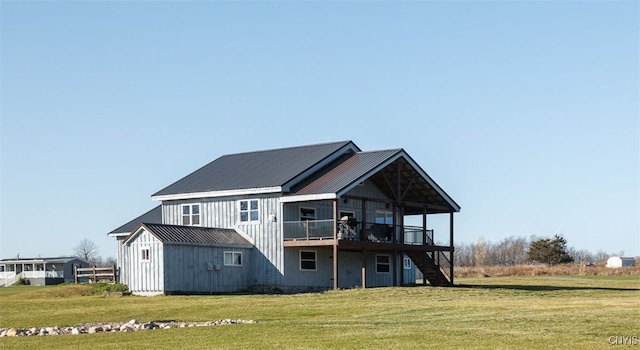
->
73;239;116;267
454;235;614;267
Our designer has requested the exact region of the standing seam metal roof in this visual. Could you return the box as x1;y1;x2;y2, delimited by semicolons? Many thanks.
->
108;205;162;234
290;149;402;195
153;141;356;196
127;223;252;246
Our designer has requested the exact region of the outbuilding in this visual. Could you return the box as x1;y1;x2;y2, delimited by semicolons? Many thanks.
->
605;256;636;268
122;223;254;295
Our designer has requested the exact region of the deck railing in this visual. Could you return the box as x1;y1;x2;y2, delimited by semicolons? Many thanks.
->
283;220;336;240
403;226;434;245
283;221;435;245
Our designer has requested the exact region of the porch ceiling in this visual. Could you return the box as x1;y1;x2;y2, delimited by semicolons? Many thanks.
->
287;149;460;215
366;157;457;215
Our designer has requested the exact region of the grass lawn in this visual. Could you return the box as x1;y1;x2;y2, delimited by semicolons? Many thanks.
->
0;276;638;349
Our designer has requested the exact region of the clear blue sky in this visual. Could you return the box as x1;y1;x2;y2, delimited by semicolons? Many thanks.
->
1;1;638;260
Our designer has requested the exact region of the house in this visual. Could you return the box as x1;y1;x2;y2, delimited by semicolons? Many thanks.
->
0;257;90;287
108;141;460;295
606;256;636;268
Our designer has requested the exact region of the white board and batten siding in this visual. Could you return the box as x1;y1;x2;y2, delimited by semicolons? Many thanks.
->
125;230;164;296
161;194;284;287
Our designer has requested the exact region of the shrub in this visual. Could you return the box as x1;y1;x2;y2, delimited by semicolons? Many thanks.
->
91;282;129;294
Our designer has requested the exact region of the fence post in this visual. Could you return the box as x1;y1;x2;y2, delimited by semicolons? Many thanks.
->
75;265;78;284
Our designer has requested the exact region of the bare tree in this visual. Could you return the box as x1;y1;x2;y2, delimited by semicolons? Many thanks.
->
104;256;117;267
73;239;99;265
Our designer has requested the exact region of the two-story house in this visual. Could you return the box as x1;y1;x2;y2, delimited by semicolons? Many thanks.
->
108;141;460;295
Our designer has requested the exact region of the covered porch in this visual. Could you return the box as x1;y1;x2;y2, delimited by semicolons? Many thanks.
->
280;150;460;288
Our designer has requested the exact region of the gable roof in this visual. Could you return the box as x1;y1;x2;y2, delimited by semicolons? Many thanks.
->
152;141;360;201
125;223;253;247
286;149;460;214
108;205;162;236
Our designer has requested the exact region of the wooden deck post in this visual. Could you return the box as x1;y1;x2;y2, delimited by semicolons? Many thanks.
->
422;208;427;285
333;199;339;290
333;244;338;290
450;212;454;285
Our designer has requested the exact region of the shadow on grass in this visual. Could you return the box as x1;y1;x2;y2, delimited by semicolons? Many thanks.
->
452;284;640;292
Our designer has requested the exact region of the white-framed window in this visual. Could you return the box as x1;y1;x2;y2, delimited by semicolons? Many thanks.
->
300;250;317;271
404;257;412;270
300;207;316;221
339;210;355;220
375;211;393;224
141;248;150;261
182;204;201;226
224;251;242;266
239;200;260;223
376;254;390;274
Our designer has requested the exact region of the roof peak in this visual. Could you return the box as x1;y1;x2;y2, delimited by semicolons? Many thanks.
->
219;140;356;158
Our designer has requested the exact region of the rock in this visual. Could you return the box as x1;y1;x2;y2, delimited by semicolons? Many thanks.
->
88;326;102;334
0;319;255;337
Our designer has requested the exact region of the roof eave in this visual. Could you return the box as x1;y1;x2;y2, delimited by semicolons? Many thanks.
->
151;186;283;202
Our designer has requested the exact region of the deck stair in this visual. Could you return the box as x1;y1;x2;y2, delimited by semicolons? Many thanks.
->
406;251;452;286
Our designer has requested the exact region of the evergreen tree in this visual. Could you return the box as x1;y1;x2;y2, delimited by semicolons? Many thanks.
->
527;235;574;265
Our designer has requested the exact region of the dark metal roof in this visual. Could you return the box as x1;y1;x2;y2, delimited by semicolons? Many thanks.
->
153;141;358;197
126;223;252;246
289;149;460;214
291;149;402;195
108;205;162;234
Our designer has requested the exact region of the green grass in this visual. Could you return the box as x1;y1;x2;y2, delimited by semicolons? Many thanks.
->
1;276;638;349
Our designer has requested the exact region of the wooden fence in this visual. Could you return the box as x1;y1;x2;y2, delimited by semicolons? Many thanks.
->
75;266;117;283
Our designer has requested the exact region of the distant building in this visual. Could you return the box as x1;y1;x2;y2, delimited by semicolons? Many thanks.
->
0;257;90;286
605;257;636;268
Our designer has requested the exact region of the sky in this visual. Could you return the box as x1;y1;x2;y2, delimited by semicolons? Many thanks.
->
1;1;638;260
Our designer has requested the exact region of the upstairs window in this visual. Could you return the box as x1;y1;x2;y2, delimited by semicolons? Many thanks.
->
224;252;243;266
300;207;316;221
376;211;393;225
239;200;259;223
182;204;201;226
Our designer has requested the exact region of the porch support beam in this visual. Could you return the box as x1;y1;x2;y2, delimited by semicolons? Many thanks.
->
450;212;454;285
333;199;339;290
392;250;397;286
361;198;367;240
422;208;427;285
333;244;338;290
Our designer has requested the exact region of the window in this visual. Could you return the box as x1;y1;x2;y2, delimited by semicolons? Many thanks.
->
141;248;150;261
224;252;242;266
376;211;393;224
182;204;201;226
240;200;259;222
404;257;412;270
300;207;316;221
376;254;390;274
300;250;317;271
339;211;355;220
